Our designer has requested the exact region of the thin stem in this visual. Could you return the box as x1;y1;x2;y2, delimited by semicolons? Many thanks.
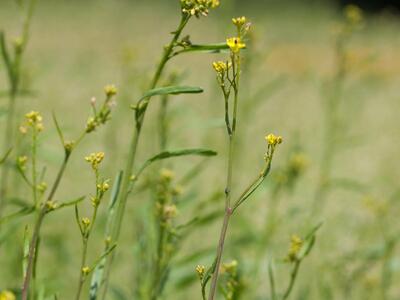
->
21;154;70;300
100;15;190;299
208;53;241;300
75;238;89;300
282;260;301;300
32;129;38;207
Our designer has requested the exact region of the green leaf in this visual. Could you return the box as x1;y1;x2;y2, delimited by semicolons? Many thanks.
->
0;205;35;225
178;43;230;54
52;196;86;212
0;147;12;165
136;148;217;178
52;111;65;146
0;31;12;76
268;260;277;300
139;85;203;101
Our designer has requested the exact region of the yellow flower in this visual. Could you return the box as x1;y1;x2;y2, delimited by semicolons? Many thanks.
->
226;37;246;53
17;155;28;169
345;5;363;24
163;204;178;219
104;84;117;97
287;235;303;262
25;111;42;124
0;290;16;300
82;217;91;227
85;152;105;170
82;266;90;275
196;265;205;277
211;0;220;8
212;61;231;74
160;168;174;181
265;133;283;146
232;16;246;27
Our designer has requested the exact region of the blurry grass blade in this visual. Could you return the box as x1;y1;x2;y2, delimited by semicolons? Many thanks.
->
23;226;30;279
136;148;217;177
0;147;12;164
0;205;35;225
0;31;12;76
90;171;123;300
268;260;277;300
138;85;203;101
52;111;65;146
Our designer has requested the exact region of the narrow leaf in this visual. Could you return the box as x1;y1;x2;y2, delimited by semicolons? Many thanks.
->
139;85;203;101
137;148;217;178
178;43;230;54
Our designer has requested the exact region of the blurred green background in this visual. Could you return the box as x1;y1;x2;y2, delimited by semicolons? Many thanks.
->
1;0;400;299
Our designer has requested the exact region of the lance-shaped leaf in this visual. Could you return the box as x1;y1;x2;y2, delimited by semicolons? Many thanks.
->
177;43;230;54
136;148;217;178
0;205;35;225
138;85;203;101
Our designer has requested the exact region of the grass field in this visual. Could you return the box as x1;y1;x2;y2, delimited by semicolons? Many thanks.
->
1;1;400;299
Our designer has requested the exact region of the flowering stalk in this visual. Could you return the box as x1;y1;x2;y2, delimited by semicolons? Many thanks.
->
101;2;220;295
75;152;110;300
207;17;247;300
0;0;37;216
207;18;283;300
21;87;116;300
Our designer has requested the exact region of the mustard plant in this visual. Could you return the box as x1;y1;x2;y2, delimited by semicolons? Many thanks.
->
205;17;282;300
0;0;37;216
20;86;117;300
97;1;227;296
73;152;114;300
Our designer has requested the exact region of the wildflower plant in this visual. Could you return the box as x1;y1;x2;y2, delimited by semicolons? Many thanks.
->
18;86;117;300
205;17;283;300
0;0;38;216
74;151;115;300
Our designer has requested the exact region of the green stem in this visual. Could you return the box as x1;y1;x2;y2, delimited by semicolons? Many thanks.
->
282;260;301;300
75;238;89;300
100;15;190;299
21;154;70;300
208;53;241;300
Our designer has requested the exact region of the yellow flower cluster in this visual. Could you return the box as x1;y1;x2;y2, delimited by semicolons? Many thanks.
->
163;204;178;219
82;217;91;227
82;266;90;275
345;4;363;25
104;84;117;97
265;133;283;146
196;264;205;278
160;168;175;181
17;155;28;169
181;0;219;18
221;260;238;275
232;16;246;27
0;290;16;300
226;37;246;53
21;111;44;133
97;180;110;193
85;152;105;170
212;61;231;75
287;235;303;262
